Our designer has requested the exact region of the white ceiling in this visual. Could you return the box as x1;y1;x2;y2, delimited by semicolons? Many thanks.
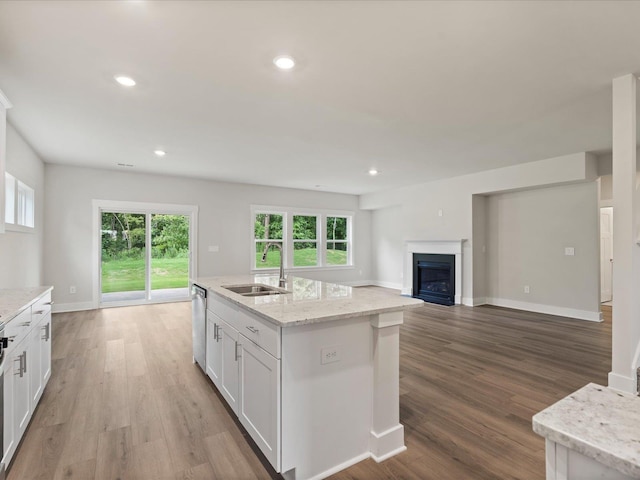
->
0;1;639;195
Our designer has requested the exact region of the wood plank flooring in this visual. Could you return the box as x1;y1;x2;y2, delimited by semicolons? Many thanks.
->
7;294;611;480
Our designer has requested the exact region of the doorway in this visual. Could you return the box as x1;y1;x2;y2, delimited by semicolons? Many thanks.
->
600;207;613;304
93;200;198;308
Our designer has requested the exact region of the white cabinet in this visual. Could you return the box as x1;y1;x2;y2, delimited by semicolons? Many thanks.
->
220;321;240;414
206;293;281;471
2;289;53;469
238;336;280;471
205;312;222;388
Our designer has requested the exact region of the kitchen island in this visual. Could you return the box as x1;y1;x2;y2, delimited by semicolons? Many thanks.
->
193;275;423;480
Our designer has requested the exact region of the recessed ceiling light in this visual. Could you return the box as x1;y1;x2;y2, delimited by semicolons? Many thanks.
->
115;75;136;87
154;150;166;157
273;55;295;70
369;169;379;176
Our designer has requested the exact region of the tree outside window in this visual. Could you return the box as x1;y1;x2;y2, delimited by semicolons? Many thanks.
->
293;215;317;266
254;213;283;269
326;216;348;265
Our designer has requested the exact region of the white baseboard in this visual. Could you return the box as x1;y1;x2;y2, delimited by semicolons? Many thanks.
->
462;296;488;306
608;372;637;394
52;301;95;313
485;297;602;322
372;280;403;291
342;280;375;287
303;452;372;480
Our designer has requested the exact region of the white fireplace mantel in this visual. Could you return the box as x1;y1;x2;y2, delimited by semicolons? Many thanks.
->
402;240;463;304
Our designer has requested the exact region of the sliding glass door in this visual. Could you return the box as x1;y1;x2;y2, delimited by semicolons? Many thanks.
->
101;212;147;303
149;214;190;301
99;207;195;306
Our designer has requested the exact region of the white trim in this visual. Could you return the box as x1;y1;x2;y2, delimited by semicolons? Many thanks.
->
485;297;603;322
469;296;487;306
52;301;96;313
372;280;403;291
403;240;463;304
298;452;372;480
608;372;637;394
92;199;198;309
341;280;374;287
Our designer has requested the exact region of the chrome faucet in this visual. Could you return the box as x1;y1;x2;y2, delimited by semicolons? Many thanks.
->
270;242;287;287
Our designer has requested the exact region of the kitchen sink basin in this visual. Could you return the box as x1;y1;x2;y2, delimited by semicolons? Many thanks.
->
222;284;289;297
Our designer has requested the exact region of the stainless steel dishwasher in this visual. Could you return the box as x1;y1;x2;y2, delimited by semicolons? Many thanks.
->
191;284;206;372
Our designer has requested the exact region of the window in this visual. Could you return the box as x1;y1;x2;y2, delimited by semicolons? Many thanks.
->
4;172;34;229
326;216;349;266
293;215;318;266
251;206;353;270
4;172;15;224
254;212;284;270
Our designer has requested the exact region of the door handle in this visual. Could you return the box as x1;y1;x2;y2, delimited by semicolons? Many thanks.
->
215;324;221;342
234;341;241;361
23;350;27;374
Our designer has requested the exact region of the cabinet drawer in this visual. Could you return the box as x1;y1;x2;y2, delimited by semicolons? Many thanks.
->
237;310;280;359
208;294;239;327
4;308;32;351
32;292;52;324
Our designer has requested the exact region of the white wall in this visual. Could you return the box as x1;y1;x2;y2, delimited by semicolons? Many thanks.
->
0;123;45;288
485;182;600;320
370;205;403;289
364;152;600;318
44;164;371;309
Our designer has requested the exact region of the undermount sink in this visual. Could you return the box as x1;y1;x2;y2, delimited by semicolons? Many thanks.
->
222;283;289;297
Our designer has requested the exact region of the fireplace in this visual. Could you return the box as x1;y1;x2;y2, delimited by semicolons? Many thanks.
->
412;253;455;305
402;240;462;305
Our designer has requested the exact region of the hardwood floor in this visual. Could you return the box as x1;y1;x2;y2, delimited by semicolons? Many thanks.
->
7;296;611;480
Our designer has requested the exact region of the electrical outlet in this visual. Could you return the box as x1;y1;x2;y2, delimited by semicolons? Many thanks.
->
565;247;575;256
321;345;341;365
438;209;443;217
524;285;530;294
208;245;219;252
69;286;77;294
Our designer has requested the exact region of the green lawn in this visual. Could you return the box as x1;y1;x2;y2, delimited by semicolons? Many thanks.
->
255;248;347;268
101;257;189;293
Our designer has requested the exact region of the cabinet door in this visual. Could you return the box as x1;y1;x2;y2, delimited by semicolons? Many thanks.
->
239;336;281;471
206;314;222;389
40;313;52;387
220;321;239;414
3;349;16;466
28;322;43;411
14;347;30;439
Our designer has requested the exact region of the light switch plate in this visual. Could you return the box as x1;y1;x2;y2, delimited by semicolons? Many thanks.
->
208;245;219;252
565;247;575;256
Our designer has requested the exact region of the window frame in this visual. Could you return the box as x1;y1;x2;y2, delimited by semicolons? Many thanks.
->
250;205;354;273
4;171;35;232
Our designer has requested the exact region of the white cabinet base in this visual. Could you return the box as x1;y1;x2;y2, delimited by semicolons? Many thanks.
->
545;440;633;480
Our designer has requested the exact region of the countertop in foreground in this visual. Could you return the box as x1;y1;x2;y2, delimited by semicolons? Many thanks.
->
533;383;640;478
194;275;423;327
0;286;53;325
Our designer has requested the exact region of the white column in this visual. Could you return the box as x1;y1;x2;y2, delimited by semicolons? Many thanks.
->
369;311;406;461
609;74;640;394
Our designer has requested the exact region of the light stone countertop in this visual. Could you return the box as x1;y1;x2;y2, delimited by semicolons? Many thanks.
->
0;286;53;326
194;274;424;327
533;383;640;478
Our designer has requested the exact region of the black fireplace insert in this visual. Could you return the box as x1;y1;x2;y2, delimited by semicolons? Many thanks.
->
412;253;455;306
